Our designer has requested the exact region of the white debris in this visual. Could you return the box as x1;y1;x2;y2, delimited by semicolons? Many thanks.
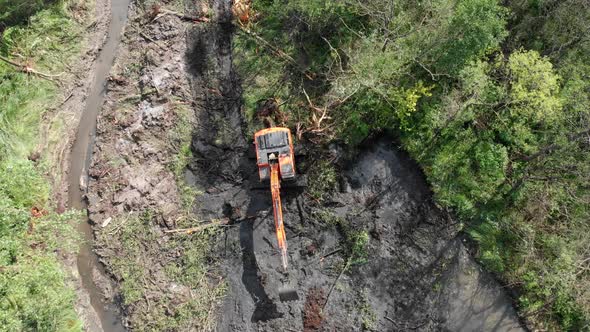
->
101;217;112;228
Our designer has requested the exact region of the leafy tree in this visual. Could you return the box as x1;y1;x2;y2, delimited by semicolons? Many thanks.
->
435;0;508;75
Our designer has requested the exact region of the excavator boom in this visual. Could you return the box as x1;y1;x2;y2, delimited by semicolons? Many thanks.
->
271;162;288;270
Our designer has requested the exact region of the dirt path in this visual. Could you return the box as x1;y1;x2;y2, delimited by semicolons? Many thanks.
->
86;0;225;330
67;0;132;330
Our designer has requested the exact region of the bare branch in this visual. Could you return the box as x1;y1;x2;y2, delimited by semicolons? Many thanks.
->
164;218;230;235
0;55;63;82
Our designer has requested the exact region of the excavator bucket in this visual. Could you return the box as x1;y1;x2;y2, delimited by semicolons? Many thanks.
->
279;278;299;302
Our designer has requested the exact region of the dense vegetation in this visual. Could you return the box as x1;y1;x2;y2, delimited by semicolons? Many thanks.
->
235;0;590;330
0;0;90;330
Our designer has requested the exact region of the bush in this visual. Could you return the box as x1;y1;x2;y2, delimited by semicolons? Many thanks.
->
0;0;60;27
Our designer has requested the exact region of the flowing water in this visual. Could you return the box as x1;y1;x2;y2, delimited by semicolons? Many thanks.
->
68;0;131;331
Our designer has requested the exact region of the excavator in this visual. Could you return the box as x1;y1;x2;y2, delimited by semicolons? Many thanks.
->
254;127;300;301
254;127;295;271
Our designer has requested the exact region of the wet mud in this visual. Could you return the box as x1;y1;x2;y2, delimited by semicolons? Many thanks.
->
198;138;525;331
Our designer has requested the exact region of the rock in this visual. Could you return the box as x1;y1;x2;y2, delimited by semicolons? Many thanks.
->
92;265;114;300
156;177;176;195
303;243;317;257
160;202;178;224
129;176;150;194
86;192;101;214
152;68;170;90
115;138;132;154
140;142;158;157
80;166;88;191
113;188;141;206
206;187;219;194
88;213;103;226
169;282;190;296
139;100;166;127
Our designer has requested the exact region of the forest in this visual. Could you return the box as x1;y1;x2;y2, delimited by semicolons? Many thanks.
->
1;0;589;331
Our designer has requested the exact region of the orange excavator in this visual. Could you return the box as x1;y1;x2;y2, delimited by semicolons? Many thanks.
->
254;127;296;271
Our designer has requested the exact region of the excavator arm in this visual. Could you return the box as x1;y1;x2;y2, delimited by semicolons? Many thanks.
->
270;162;288;270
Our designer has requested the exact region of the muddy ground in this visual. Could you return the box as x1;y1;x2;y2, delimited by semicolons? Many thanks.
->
208;138;526;332
86;0;527;331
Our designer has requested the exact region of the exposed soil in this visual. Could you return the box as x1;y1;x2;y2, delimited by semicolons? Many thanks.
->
84;0;528;331
303;288;325;332
86;0;222;330
187;1;526;331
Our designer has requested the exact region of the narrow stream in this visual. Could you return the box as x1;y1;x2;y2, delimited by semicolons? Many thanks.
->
68;0;131;331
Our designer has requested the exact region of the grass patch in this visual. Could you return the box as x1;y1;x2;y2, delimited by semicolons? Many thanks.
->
167;100;202;220
307;160;338;202
312;208;369;266
105;212;157;306
100;210;226;331
162;230;227;331
0;0;86;158
357;290;377;331
0;159;83;331
0;0;92;330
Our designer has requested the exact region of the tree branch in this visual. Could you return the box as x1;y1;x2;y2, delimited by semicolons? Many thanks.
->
164;218;230;235
0;55;63;81
522;128;590;162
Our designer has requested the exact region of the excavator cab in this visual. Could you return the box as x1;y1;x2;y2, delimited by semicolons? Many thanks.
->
254;127;295;182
